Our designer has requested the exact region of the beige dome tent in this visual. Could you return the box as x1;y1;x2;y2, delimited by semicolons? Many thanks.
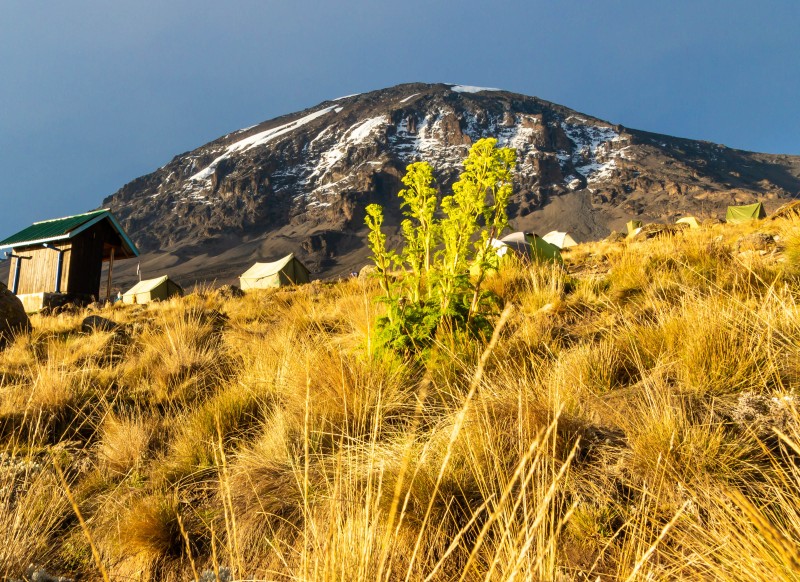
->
676;216;701;229
239;253;310;290
542;231;578;249
122;275;183;305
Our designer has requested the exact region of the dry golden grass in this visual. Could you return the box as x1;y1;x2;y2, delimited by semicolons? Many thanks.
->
97;411;156;476
0;455;71;578
2;217;800;580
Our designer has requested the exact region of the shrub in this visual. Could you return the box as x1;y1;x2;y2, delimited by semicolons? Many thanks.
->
365;138;516;355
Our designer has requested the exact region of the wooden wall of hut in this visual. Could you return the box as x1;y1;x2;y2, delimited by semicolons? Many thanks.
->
9;242;72;295
67;222;114;297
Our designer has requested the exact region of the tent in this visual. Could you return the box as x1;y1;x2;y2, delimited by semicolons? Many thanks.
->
726;202;766;224
239;253;310;290
626;220;643;234
676;216;701;229
122;275;183;305
626;227;643;239
486;238;511;258
470;238;511;277
542;231;578;249
471;233;562;277
500;232;562;264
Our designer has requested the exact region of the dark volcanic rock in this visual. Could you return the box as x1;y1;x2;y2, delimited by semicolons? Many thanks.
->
101;83;800;286
218;285;245;299
630;223;688;240
0;281;31;346
81;315;121;334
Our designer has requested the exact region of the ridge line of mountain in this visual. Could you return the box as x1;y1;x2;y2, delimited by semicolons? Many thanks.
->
94;82;799;287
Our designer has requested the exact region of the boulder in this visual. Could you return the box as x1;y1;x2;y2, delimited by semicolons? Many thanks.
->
81;315;121;334
629;223;687;240
81;315;132;343
736;232;775;252
604;231;626;243
218;284;245;299
358;265;377;280
729;391;797;441
0;282;31;346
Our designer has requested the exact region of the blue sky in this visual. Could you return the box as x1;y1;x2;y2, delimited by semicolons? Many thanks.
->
0;0;798;238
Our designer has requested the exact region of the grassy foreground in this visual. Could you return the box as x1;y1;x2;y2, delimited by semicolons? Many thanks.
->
3;217;800;580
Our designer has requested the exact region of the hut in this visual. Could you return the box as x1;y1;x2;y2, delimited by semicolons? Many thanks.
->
239;253;310;290
122;275;183;305
542;231;578;249
0;209;138;311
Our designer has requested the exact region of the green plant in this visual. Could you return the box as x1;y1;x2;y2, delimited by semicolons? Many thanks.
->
364;138;516;354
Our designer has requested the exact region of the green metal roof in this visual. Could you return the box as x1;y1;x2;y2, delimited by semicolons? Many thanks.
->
0;209;139;257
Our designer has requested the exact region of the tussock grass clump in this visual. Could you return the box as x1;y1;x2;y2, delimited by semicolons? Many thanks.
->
0;458;71;578
97;411;156;476
3;216;800;580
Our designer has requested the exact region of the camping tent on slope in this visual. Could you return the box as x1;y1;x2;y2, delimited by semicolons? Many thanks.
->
239;253;310;290
542;231;578;249
500;232;562;264
626;220;643;235
122;275;183;304
676;216;701;229
469;238;512;277
726;202;766;224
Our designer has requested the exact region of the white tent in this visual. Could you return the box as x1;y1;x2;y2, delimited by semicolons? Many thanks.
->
239;253;310;290
488;238;510;257
542;231;578;249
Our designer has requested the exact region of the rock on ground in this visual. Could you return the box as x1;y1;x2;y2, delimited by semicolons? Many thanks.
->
0;281;31;347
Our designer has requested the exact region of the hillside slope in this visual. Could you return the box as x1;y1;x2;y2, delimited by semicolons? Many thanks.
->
3;216;800;580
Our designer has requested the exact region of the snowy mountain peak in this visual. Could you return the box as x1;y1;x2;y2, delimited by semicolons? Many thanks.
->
103;82;800;283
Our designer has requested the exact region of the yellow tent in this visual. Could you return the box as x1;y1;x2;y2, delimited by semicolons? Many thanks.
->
122;275;183;304
676;216;700;229
626;220;643;234
239;253;310;290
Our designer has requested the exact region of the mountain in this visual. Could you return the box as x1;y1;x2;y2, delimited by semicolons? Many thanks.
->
102;82;800;287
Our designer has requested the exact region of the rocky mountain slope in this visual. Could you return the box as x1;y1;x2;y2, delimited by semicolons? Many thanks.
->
101;82;800;286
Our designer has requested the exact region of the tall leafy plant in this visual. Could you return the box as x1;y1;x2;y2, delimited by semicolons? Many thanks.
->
364;138;516;354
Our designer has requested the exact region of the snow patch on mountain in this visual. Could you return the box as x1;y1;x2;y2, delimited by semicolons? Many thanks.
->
450;85;501;93
348;116;387;143
559;121;622;183
390;111;469;169
305;116;388;186
389;110;545;176
495;117;541;169
189;106;339;182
